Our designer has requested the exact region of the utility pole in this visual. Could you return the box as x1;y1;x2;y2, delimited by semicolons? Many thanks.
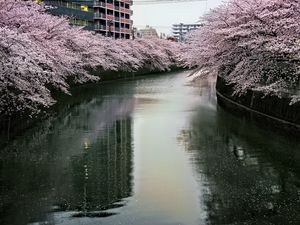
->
179;23;183;42
132;27;136;40
108;20;113;38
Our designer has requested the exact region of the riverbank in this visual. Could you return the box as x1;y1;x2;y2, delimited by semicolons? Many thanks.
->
0;69;184;146
1;1;186;119
216;76;300;136
88;65;183;82
2;71;300;225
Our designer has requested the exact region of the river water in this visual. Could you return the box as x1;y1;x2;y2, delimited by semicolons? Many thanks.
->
1;71;300;225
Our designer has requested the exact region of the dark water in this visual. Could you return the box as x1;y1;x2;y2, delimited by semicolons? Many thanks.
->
1;71;300;225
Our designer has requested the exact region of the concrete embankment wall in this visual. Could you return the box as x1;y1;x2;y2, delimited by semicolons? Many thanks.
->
89;66;182;81
216;76;300;136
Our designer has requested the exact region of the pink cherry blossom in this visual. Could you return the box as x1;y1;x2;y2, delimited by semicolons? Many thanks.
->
184;0;300;101
0;0;183;116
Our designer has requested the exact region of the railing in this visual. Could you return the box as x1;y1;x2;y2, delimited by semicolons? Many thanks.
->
106;3;114;10
94;0;106;7
95;13;125;23
120;7;131;14
94;24;107;30
108;26;115;32
121;18;131;24
121;28;130;33
123;0;133;5
107;14;114;20
94;12;106;19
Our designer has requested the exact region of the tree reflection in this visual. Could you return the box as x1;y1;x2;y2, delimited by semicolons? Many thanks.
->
0;82;135;225
182;100;300;225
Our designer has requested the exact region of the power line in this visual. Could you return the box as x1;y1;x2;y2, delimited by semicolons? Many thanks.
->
71;0;208;6
132;0;208;5
134;25;172;28
67;0;208;5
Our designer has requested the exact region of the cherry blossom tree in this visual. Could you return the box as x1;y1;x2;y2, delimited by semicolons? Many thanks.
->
0;0;182;117
185;0;300;101
117;38;183;72
0;0;99;116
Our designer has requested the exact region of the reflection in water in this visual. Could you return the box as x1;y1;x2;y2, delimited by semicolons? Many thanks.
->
1;71;300;225
0;82;135;225
58;118;132;215
181;78;300;225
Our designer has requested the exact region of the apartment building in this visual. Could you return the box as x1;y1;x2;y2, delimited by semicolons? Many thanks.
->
94;0;132;39
172;23;203;42
138;25;159;38
44;0;133;39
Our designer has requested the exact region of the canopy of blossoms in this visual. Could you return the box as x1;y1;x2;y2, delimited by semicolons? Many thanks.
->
184;0;300;102
0;0;183;117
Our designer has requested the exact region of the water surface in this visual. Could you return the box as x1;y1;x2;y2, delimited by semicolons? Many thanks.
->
0;71;299;225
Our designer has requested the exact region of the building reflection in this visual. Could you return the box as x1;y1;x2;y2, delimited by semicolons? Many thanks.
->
181;100;300;225
0;85;135;224
55;118;133;216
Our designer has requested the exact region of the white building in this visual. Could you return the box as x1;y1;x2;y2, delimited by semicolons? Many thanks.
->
139;25;158;38
172;23;203;42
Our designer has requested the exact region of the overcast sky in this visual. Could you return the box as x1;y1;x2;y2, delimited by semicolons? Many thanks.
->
132;0;226;35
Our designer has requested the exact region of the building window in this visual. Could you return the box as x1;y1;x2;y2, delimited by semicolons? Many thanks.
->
80;5;89;12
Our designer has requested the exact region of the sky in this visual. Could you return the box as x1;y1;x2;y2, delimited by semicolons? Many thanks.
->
132;0;226;35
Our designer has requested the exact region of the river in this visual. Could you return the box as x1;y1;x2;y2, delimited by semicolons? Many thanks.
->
0;70;300;225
